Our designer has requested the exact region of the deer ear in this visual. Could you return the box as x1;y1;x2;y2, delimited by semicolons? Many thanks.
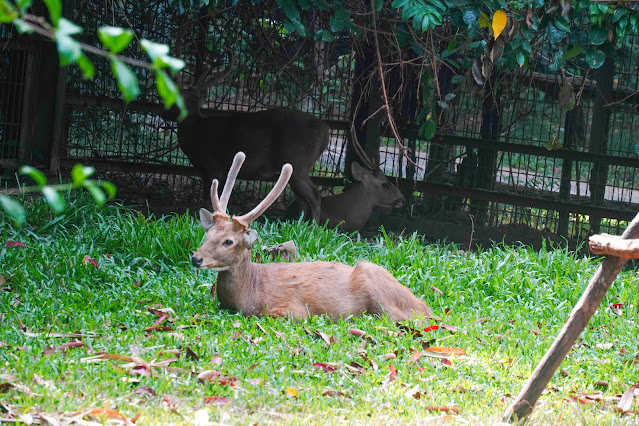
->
351;162;368;182
244;229;259;248
199;208;215;231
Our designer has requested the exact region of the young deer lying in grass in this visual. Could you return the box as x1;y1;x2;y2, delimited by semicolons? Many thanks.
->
191;152;438;322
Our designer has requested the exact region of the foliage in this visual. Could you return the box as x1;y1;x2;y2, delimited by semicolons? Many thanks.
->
0;0;187;118
0;164;116;225
0;201;638;422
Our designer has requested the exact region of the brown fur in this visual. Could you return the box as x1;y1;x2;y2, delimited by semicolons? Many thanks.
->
193;214;438;322
191;151;438;323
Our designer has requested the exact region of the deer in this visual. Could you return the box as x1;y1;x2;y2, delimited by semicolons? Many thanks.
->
165;49;329;221
191;151;438;323
319;141;405;232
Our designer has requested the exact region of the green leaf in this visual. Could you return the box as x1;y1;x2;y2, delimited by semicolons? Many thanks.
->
563;42;584;60
76;54;95;79
19;165;47;186
42;0;61;25
156;55;186;74
589;25;607;45
374;0;383;12
333;3;349;20
84;183;106;206
98;26;134;54
0;194;26;225
422;15;431;32
42;186;65;213
547;22;567;43
413;14;423;31
0;0;18;24
428;0;446;12
329;16;345;32
585;47;605;69
391;0;409;8
13;18;33;33
140;39;170;63
401;5;418;21
15;0;32;14
284;4;300;21
156;70;186;120
110;58;140;102
71;164;95;186
516;51;525;67
156;69;177;107
613;7;626;23
420;119;436;140
553;16;571;33
57;18;82;36
56;34;82;66
100;181;117;199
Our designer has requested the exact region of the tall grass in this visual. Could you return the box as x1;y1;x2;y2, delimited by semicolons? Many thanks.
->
0;195;637;424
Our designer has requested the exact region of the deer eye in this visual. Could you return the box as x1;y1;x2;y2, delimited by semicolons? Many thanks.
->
222;239;233;247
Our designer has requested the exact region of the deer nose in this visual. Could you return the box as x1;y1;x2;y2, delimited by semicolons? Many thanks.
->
191;256;203;268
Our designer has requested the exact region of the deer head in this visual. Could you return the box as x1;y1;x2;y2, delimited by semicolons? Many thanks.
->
350;134;405;208
191;151;293;270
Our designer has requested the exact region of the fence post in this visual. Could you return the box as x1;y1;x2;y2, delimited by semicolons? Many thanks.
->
558;105;583;236
348;36;382;178
587;53;614;234
472;87;501;225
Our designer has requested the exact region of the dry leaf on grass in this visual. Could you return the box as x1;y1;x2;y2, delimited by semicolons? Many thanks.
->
204;396;232;407
133;385;156;397
286;387;299;397
57;341;85;352
185;347;199;361
23;331;92;338
617;383;639;414
210;354;223;366
423;347;467;356
315;330;337;345
312;362;335;372
348;328;366;337
82;408;132;424
143;326;173;333
33;373;56;391
408;351;423;365
423;406;459;414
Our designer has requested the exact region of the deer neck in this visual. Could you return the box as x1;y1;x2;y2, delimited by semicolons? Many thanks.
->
215;250;264;315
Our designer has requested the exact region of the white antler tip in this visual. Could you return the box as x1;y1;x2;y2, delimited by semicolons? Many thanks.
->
211;179;219;191
282;163;293;174
235;151;246;162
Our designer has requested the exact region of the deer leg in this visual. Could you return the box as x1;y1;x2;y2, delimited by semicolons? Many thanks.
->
289;174;321;222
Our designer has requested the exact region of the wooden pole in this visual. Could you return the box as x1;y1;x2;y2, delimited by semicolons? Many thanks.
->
503;211;639;422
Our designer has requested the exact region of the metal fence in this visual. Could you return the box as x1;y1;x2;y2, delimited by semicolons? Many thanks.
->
1;1;638;241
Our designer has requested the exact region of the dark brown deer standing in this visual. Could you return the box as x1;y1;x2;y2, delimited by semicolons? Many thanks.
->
169;50;329;221
191;151;438;322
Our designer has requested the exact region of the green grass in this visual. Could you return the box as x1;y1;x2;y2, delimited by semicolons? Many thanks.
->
1;194;638;424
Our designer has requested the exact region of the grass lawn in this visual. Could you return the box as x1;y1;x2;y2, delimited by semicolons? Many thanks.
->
1;195;638;424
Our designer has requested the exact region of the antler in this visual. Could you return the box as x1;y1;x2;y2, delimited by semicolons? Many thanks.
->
191;47;236;94
235;163;293;226
210;151;246;214
350;125;377;170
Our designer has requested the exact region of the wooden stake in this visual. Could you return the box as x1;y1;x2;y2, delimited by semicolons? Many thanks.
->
503;212;639;422
589;234;639;258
